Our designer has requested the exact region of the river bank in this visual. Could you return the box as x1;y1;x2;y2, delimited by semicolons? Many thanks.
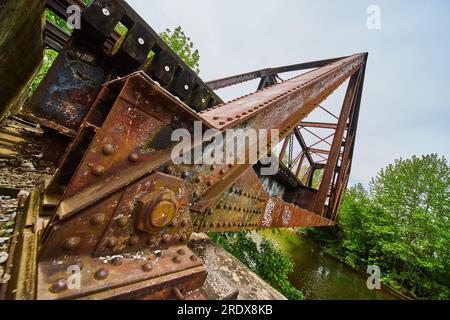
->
256;229;403;300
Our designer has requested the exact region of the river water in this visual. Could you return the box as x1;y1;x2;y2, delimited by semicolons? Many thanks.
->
258;229;400;300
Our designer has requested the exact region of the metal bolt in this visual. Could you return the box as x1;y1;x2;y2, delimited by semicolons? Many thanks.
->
49;279;68;294
90;213;105;226
180;219;187;227
220;169;225;175
117;216;129;228
92;165;105;176
210;165;216;171
138;37;145;45
207;179;213;186
195;176;202;183
94;268;109;280
177;249;186;256
184;85;189;90
128;152;140;163
106;238;117;249
111;257;123;266
102;8;110;16
129;236;140;246
165;66;170;72
102;144;115;155
62;237;81;251
179;234;187;242
173;256;182;264
142;263;153;272
190;255;198;262
162;234;172;244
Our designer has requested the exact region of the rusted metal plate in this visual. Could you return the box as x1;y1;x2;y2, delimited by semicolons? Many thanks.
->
37;245;204;300
22;42;105;135
196;168;267;233
94;173;192;257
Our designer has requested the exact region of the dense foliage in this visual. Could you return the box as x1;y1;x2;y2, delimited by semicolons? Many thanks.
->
308;154;450;299
209;232;304;300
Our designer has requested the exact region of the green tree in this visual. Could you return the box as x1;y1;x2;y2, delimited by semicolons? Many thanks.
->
209;232;304;300
160;26;200;74
308;154;450;299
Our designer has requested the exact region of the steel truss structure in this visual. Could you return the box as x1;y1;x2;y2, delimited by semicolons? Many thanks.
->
2;0;367;300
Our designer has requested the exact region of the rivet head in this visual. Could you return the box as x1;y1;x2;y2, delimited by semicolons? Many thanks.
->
102;144;115;155
117;216;129;228
190;255;198;262
128;152;140;163
193;191;200;198
94;268;109;280
210;165;216;171
92;165;105;176
138;37;145;45
184;85;189;90
111;257;123;266
179;234;187;242
207;179;213;186
142;263;153;272
90;213;105;226
195;176;202;183
173;256;182;264
162;234;172;244
129;236;140;246
106;238;117;249
49;279;68;293
62;237;81;251
180;219;187;227
177;249;186;256
165;66;170;72
102;8;110;16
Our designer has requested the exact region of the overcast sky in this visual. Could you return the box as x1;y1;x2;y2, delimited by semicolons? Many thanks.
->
127;0;450;186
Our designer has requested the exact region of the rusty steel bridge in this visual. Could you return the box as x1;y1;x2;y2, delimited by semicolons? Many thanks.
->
0;0;367;300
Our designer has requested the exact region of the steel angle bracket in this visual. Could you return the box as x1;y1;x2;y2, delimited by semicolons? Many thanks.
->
37;72;208;300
